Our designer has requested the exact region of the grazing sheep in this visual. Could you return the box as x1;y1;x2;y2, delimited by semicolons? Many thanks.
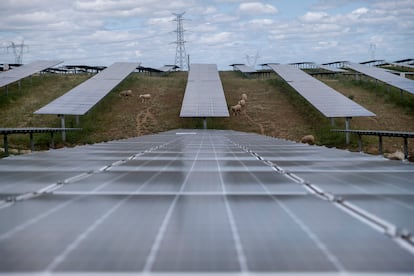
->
119;90;133;97
231;104;242;116
139;93;151;103
238;99;246;107
241;93;248;101
386;150;404;161
300;135;315;145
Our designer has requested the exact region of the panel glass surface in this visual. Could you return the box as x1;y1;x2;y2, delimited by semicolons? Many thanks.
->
1;129;413;275
0;60;63;87
347;62;414;94
267;64;375;118
35;62;139;115
180;64;229;117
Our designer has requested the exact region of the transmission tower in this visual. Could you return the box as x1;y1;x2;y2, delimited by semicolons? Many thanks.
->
173;12;187;71
7;41;28;64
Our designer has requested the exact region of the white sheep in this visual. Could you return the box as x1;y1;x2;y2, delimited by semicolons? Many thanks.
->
139;93;151;103
119;90;133;97
300;135;315;145
238;99;246;107
230;104;242;116
241;93;248;101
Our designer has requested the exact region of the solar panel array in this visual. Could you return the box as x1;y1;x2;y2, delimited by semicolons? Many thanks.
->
317;64;347;73
233;64;256;73
35;62;139;115
346;62;414;94
180;64;229;117
0;60;63;88
0;129;413;274
267;64;375;118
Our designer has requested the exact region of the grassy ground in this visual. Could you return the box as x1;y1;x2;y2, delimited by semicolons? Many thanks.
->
1;70;413;160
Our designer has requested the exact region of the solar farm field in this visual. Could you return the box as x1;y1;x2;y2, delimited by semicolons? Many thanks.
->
1;70;414;159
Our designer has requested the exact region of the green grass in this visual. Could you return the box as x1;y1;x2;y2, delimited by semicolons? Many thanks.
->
346;77;414;114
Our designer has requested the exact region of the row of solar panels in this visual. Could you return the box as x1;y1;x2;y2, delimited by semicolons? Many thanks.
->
1;60;413;120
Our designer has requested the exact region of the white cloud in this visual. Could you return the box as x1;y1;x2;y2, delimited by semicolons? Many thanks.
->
0;0;412;68
238;2;278;15
199;32;233;45
300;11;328;23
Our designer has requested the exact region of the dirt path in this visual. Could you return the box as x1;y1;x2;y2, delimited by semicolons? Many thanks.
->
243;111;265;135
135;104;159;136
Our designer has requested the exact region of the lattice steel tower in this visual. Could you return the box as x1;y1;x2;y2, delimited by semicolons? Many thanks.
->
173;12;187;71
7;41;28;64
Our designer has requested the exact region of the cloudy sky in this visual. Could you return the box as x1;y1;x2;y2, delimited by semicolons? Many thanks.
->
0;0;413;70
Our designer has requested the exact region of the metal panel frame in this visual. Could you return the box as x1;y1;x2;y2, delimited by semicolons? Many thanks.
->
346;62;414;94
0;60;63;88
267;64;375;118
34;62;139;116
180;64;229;117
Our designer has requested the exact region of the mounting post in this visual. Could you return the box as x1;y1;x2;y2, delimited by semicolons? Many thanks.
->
403;137;408;160
203;118;207;129
3;135;8;156
29;133;34;151
59;115;66;142
378;136;383;155
345;117;351;144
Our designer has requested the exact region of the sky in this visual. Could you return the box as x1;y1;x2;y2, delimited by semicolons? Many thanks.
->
0;0;413;70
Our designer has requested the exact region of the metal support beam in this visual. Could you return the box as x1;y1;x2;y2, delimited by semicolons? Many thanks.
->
378;136;383;155
60;115;66;142
203;118;207;129
29;133;34;151
345;117;351;144
403;137;408;160
357;134;362;152
330;118;335;127
3;135;8;156
50;132;55;149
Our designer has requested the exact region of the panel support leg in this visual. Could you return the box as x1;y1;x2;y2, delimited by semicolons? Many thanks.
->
50;132;55;149
330;118;335;127
76;115;80;125
357;134;362;152
30;133;34;151
59;115;66;142
203;118;207;130
378;136;383;155
3;135;8;156
403;137;408;160
345;117;351;144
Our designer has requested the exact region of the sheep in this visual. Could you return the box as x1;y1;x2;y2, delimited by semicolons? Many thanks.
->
386;150;404;161
300;135;315;145
119;90;133;97
230;104;242;116
241;93;248;101
238;99;246;107
139;93;151;103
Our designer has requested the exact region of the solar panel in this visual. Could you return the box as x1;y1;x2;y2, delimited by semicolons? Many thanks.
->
232;64;256;73
34;62;139;115
346;62;414;94
180;64;229;117
0;129;413;274
317;64;347;73
0;60;63;88
267;64;375;118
